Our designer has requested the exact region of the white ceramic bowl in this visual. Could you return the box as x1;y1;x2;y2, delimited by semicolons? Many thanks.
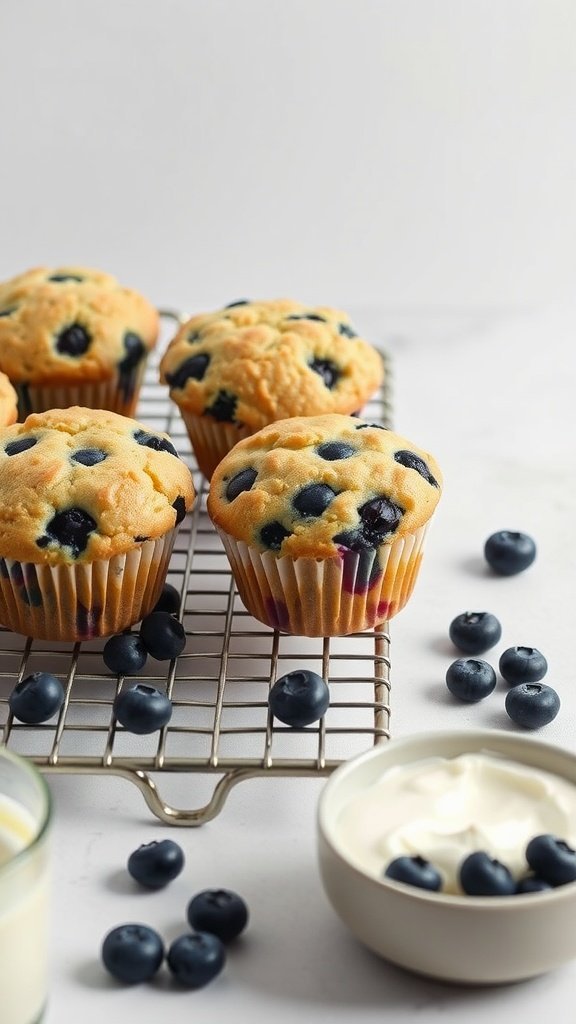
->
317;728;576;985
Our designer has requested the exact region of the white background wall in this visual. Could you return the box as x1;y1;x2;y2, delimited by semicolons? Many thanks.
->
1;0;575;313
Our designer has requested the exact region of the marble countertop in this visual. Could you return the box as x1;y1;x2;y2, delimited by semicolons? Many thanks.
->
44;306;574;1023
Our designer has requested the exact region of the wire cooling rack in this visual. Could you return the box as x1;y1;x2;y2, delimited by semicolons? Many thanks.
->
0;312;393;825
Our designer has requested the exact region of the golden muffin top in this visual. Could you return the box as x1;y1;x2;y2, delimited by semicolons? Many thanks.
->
160;299;384;430
0;372;18;427
0;407;194;564
0;266;159;384
208;414;442;559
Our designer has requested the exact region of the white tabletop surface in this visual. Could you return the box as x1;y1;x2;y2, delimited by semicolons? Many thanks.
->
39;304;575;1024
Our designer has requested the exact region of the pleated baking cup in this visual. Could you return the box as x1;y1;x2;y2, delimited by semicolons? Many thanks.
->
15;360;148;420
0;530;177;642
216;524;430;637
179;409;254;479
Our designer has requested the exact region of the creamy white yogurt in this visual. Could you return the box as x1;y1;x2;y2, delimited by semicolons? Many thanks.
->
335;753;576;894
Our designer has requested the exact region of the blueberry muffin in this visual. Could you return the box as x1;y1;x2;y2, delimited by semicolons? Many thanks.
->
0;266;159;419
208;414;442;636
0;407;194;641
159;299;384;478
0;372;17;427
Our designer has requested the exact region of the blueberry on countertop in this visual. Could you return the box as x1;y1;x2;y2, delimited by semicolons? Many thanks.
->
384;855;442;892
103;634;148;675
167;932;226;988
498;646;548;686
101;923;164;984
484;530;536;575
268;669;330;727
505;683;560;729
9;671;65;724
448;611;502;655
525;835;576;886
113;684;172;734
187;889;249;943
139;611;186;660
459;851;516;896
127;840;185;889
445;659;497;702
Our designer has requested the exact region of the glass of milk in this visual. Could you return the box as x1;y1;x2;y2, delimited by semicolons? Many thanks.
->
0;745;51;1024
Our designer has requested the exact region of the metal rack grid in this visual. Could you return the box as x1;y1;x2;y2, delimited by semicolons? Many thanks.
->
0;314;393;825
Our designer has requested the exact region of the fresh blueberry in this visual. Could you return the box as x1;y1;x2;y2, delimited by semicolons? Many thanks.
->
187;889;249;942
445;659;497;702
286;312;326;322
167;932;226;988
204;390;237;422
308;357;340;389
384;855;442;892
525;835;576;886
354;495;403;546
36;507;97;558
9;671;65;724
459;851;516;896
316;441;356;460
55;323;91;356
103;634;148;675
118;332;145;371
140;610;186;660
268;669;330;727
127;839;185;889
71;447;107;466
448;611;502;655
48;273;84;282
393;450;438;487
338;322;358;338
260;521;292;551
113;684;173;734
505;683;560;729
225;468;257;502
293;483;336;517
172;495;187;525
484;530;537;575
166;353;211;389
498;646;548;685
516;875;553;894
4;436;38;456
152;583;181;615
133;429;179;458
101;923;164;984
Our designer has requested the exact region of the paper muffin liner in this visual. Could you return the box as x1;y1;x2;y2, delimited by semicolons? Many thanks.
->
216;524;430;637
179;410;255;479
15;360;148;420
0;530;177;642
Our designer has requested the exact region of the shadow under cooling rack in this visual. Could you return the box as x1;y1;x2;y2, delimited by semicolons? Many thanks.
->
0;328;392;825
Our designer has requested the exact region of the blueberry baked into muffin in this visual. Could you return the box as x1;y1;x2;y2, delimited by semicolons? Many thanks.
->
208;414;442;636
0;266;159;419
160;299;383;478
0;371;18;427
0;407;194;641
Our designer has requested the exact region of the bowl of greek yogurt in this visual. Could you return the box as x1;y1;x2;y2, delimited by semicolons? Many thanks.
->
317;729;576;985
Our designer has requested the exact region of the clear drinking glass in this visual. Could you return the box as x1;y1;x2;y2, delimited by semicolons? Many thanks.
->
0;745;51;1024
